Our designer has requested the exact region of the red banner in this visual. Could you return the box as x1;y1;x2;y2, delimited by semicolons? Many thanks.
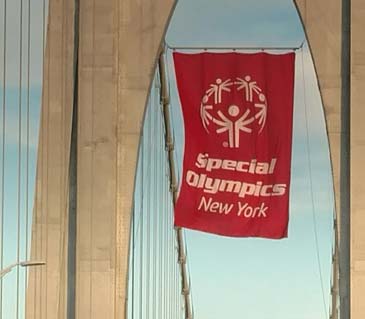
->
173;52;295;239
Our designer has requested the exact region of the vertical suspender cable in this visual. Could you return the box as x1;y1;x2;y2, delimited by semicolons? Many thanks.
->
152;84;155;319
159;49;193;319
139;131;145;319
131;186;137;319
301;48;328;319
340;0;351;318
146;89;153;319
152;82;158;319
331;215;339;319
25;0;31;316
140;141;143;319
158;93;163;319
175;243;178;318
131;203;135;319
39;0;46;316
129;137;143;318
164;95;167;319
147;109;151;319
185;240;193;319
175;264;178;319
167;182;170;319
156;81;159;319
16;0;24;317
130;166;137;319
292;2;341;318
0;0;7;316
149;80;154;319
45;0;51;314
162;140;168;319
168;186;173;319
154;78;160;319
34;0;46;315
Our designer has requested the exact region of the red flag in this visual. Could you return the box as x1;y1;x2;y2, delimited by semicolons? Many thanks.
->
173;52;295;239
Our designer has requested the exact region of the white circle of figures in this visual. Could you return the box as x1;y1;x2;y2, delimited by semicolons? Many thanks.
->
200;75;268;148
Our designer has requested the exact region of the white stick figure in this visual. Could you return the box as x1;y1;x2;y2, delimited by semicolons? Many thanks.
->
254;93;267;132
200;105;213;131
213;106;255;148
234;109;255;147
213;111;234;148
206;78;233;104
235;76;262;102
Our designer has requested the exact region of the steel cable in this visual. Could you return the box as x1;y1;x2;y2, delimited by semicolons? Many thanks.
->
16;0;24;318
128;69;188;319
24;0;31;316
301;46;329;319
39;0;47;315
0;0;7;316
156;81;164;319
139;126;145;319
152;80;158;319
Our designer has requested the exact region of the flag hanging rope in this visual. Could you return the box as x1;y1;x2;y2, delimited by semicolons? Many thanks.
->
165;41;305;52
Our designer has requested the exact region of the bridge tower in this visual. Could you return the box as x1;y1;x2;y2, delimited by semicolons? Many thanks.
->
26;1;175;318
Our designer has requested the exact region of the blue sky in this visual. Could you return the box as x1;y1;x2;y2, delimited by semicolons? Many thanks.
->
0;0;45;317
166;1;334;319
0;89;41;319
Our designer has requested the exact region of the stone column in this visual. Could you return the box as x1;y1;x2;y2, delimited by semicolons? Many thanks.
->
26;0;75;318
27;0;175;318
296;1;365;318
351;1;365;318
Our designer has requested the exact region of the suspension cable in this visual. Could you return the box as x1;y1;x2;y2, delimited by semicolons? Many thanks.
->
152;82;161;319
158;90;164;319
24;0;31;316
129;67;188;319
301;47;328;319
162;137;168;319
158;47;193;319
139;124;145;319
16;0;24;317
38;0;46;316
0;0;7;315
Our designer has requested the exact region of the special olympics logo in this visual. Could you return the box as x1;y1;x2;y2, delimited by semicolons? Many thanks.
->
200;76;268;148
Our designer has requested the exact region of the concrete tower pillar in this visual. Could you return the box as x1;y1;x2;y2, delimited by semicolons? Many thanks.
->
26;1;175;318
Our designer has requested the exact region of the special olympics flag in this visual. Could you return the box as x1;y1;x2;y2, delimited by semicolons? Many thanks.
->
173;52;295;239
